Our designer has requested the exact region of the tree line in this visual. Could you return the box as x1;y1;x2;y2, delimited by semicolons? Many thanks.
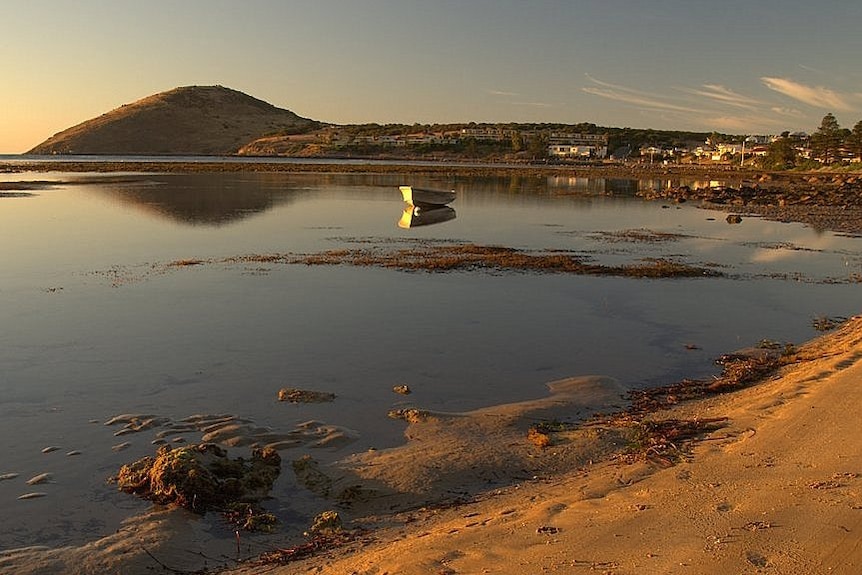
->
761;114;862;170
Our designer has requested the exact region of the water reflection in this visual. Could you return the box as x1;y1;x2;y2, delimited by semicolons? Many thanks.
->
397;204;457;228
89;174;302;225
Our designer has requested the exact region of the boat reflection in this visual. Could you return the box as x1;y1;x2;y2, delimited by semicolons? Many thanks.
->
397;185;457;228
398;204;457;228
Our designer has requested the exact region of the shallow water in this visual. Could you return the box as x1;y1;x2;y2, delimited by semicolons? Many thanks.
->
0;170;860;552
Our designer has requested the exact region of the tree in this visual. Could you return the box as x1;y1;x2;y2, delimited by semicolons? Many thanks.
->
759;137;798;170
810;113;842;164
527;133;549;160
510;131;524;153
848;120;862;161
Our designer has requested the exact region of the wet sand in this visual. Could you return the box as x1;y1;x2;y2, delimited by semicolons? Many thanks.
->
3;317;861;574
223;316;862;575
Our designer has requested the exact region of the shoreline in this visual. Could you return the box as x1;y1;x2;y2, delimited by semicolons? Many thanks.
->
222;316;862;574
3;318;860;574
4;158;862;235
0;157;763;178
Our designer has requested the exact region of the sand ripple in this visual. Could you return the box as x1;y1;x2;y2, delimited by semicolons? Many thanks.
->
103;412;357;452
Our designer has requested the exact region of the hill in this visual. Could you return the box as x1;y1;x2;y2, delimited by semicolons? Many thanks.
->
28;85;320;155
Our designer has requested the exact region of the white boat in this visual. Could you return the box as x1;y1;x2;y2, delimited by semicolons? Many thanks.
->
399;186;456;206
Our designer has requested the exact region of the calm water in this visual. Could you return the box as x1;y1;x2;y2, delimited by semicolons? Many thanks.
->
1;170;860;551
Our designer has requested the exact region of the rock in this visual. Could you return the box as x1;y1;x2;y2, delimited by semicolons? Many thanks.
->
115;443;281;513
392;384;411;395
726;214;743;224
387;408;433;423
306;510;343;536
278;388;336;403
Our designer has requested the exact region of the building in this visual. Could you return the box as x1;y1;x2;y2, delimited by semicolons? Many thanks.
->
547;133;608;159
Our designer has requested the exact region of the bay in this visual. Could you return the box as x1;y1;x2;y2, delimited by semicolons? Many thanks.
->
0;169;859;551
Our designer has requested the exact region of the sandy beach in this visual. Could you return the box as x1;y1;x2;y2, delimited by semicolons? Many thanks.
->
207;316;861;575
225;316;862;575
4;316;859;574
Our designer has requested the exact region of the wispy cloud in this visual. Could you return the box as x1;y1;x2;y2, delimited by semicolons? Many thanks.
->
705;114;785;132
488;90;520;98
678;84;762;110
512;101;552;108
770;106;805;118
761;77;856;111
583;75;698;113
583;73;845;133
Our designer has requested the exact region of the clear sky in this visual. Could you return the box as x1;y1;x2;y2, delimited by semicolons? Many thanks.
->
3;0;861;153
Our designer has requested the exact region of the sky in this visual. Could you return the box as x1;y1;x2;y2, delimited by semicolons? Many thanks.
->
2;0;862;153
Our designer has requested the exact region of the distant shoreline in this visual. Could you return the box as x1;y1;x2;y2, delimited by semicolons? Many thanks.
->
0;156;765;179
4;158;862;234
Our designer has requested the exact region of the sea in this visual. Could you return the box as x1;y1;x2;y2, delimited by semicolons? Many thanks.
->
1;160;860;555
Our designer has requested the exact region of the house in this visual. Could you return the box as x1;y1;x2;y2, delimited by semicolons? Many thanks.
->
547;133;608;159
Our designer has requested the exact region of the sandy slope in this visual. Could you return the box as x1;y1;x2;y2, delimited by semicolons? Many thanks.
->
228;316;862;575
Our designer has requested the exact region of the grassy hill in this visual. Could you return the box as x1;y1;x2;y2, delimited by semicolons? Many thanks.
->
28;85;320;155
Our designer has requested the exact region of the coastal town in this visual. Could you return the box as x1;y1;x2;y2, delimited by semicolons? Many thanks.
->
241;113;862;169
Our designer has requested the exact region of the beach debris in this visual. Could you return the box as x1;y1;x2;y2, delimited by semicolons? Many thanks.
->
625;347;795;415
255;530;362;565
278;387;336;403
26;473;53;485
392;384;411;395
527;420;574;449
115;443;281;517
41;446;60;454
306;510;343;537
812;315;848;332
283;242;720;278
613;417;729;466
527;427;552;449
741;521;773;531
387;408;433;423
66;450;82;456
292;456;333;498
112;442;132;452
0;473;20;481
746;551;769;568
18;492;48;500
223;502;278;532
